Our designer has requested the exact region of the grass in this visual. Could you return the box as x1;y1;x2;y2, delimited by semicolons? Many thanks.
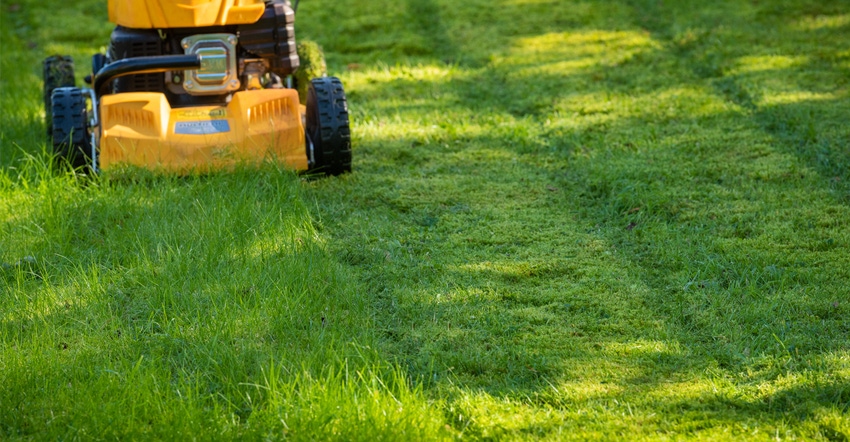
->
2;0;849;440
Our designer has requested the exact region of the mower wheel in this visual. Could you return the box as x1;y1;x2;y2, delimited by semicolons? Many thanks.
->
43;55;75;134
51;87;91;169
306;77;351;176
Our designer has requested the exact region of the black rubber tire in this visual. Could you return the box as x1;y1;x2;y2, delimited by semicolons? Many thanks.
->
306;77;351;176
51;87;91;169
43;55;75;134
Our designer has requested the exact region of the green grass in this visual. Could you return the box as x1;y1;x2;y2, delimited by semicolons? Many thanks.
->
2;0;849;440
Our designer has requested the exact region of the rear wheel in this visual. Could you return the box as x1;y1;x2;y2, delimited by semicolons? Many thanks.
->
43;55;75;134
306;77;351;176
51;87;91;169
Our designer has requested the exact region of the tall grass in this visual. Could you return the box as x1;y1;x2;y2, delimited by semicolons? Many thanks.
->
1;159;448;439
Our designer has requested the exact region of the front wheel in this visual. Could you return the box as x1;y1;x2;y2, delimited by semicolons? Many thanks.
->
306;77;351;176
51;87;91;169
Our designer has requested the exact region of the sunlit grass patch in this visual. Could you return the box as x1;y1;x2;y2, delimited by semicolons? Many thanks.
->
791;13;850;31
504;30;660;68
731;55;809;74
758;90;841;106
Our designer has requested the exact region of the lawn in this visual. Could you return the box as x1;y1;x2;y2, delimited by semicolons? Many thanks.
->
1;0;848;440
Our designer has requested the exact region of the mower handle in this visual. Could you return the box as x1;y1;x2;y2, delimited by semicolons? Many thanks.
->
94;55;202;97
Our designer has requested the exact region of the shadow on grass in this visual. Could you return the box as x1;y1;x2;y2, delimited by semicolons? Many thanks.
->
302;0;849;434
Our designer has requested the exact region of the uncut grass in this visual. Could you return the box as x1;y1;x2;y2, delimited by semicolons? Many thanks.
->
3;0;850;440
1;162;445;439
1;2;446;439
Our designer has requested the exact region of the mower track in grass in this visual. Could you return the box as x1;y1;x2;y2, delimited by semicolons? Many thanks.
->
2;0;849;440
302;0;849;438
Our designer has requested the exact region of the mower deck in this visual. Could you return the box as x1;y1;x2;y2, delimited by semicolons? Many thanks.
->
99;89;307;173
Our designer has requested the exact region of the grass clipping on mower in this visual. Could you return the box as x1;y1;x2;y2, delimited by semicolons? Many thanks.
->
295;40;327;103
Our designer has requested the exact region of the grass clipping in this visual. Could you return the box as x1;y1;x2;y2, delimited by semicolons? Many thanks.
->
295;40;327;103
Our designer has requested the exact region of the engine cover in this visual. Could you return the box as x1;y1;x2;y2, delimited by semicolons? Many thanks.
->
238;0;299;75
108;26;165;94
108;0;265;29
181;34;241;96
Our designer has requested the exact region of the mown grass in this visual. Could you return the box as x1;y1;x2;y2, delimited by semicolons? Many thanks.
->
2;0;849;440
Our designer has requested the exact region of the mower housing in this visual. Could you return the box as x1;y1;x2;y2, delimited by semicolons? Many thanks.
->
108;0;267;29
44;0;351;175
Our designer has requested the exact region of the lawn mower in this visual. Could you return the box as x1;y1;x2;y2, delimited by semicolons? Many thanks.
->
43;0;351;175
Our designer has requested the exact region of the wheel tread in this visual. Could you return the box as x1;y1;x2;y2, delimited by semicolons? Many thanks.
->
51;87;91;169
307;77;352;175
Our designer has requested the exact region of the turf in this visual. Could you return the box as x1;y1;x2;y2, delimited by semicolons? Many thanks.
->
2;0;849;440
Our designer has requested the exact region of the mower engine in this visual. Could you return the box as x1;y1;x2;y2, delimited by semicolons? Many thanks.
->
109;2;297;101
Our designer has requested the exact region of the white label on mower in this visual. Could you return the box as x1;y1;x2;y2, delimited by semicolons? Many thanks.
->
175;120;231;135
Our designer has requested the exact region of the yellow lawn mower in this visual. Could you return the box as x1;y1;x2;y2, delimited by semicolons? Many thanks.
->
43;0;351;175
